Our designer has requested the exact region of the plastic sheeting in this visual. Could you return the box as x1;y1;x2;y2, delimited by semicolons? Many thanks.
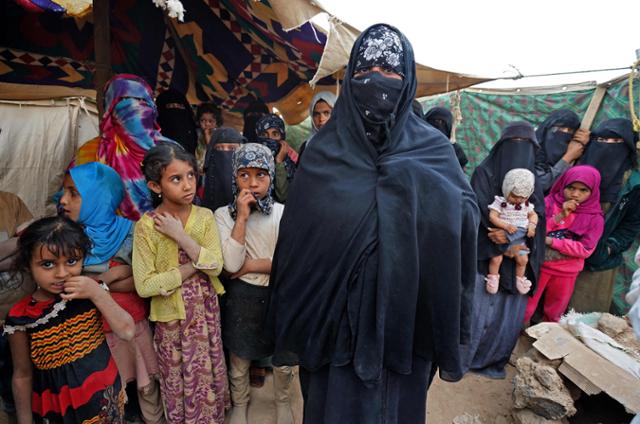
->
0;97;99;218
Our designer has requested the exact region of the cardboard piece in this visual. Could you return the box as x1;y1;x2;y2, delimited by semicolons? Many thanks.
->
526;323;640;414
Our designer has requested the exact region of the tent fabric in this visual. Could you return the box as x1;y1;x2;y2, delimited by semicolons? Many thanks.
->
418;73;640;316
270;0;491;94
13;0;92;17
2;0;490;124
1;0;329;124
0;97;99;217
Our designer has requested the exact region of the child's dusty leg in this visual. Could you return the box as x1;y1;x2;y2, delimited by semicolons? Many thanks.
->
228;353;251;424
515;254;532;294
273;366;295;424
138;379;166;424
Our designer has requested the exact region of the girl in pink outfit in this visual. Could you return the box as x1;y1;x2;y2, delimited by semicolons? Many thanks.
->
524;165;605;323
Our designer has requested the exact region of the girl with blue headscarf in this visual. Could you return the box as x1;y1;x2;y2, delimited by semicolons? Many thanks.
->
59;162;165;424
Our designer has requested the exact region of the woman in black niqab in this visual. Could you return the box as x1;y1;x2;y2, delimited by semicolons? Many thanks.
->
462;121;546;379
156;89;197;154
579;118;637;204
242;96;270;142
534;109;581;193
201;127;246;211
265;24;479;423
424;106;469;168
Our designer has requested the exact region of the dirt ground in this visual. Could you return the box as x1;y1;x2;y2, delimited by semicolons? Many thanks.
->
1;360;632;423
0;365;520;424
427;366;516;423
0;366;515;424
221;365;516;424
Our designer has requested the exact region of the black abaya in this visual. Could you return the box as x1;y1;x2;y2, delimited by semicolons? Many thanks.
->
265;24;479;389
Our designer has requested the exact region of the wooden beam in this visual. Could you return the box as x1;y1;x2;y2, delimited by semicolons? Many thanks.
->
93;0;111;116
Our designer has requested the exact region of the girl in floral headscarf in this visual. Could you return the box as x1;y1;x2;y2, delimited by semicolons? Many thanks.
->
214;144;294;424
255;113;298;203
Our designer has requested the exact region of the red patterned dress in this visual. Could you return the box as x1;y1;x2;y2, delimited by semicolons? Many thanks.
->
4;297;125;423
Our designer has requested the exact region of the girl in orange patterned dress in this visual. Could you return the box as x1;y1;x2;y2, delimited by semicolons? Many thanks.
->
5;216;135;423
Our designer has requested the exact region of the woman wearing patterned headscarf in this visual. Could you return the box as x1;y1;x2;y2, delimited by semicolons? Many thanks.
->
71;74;177;221
255;113;298;203
265;24;479;423
213;144;294;424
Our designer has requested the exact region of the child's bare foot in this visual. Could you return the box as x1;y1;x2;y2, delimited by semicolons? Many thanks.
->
485;274;500;294
516;276;531;295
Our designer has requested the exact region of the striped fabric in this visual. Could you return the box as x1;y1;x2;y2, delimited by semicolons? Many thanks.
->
5;297;124;423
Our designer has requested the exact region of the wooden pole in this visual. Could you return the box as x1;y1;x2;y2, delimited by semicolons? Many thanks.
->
93;0;111;117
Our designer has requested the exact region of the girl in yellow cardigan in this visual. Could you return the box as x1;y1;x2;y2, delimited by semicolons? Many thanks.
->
133;143;229;423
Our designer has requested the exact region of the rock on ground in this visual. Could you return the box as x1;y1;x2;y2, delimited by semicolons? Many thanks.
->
452;413;484;424
513;357;576;420
598;313;640;361
512;409;569;424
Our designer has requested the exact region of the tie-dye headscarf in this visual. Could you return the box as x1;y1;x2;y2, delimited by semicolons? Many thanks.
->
228;143;275;220
96;74;176;220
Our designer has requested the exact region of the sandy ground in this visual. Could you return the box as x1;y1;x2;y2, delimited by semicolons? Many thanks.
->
220;365;515;424
427;366;516;423
0;366;515;424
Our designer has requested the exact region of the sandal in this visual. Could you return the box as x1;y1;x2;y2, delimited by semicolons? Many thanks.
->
516;276;532;295
485;274;499;294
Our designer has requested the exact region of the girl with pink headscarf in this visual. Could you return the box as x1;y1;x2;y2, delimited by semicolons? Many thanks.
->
524;165;605;322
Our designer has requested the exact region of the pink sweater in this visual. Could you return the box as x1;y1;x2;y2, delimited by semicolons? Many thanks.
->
542;204;595;276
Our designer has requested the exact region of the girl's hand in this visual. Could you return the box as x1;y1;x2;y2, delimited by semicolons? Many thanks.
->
153;212;186;241
506;224;517;234
527;225;536;238
275;140;289;164
204;128;214;142
562;200;579;216
572;128;590;146
236;189;256;221
61;276;103;301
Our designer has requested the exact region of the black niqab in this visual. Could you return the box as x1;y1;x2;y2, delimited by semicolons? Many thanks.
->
471;122;545;294
535;109;580;167
156;89;197;154
266;24;479;384
424;106;469;168
424;106;453;138
242;97;270;142
579;118;637;203
202;128;245;211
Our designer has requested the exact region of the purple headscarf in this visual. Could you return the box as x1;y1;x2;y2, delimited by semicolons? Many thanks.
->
545;165;604;250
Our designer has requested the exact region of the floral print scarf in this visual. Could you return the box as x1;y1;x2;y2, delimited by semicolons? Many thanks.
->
228;143;276;219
